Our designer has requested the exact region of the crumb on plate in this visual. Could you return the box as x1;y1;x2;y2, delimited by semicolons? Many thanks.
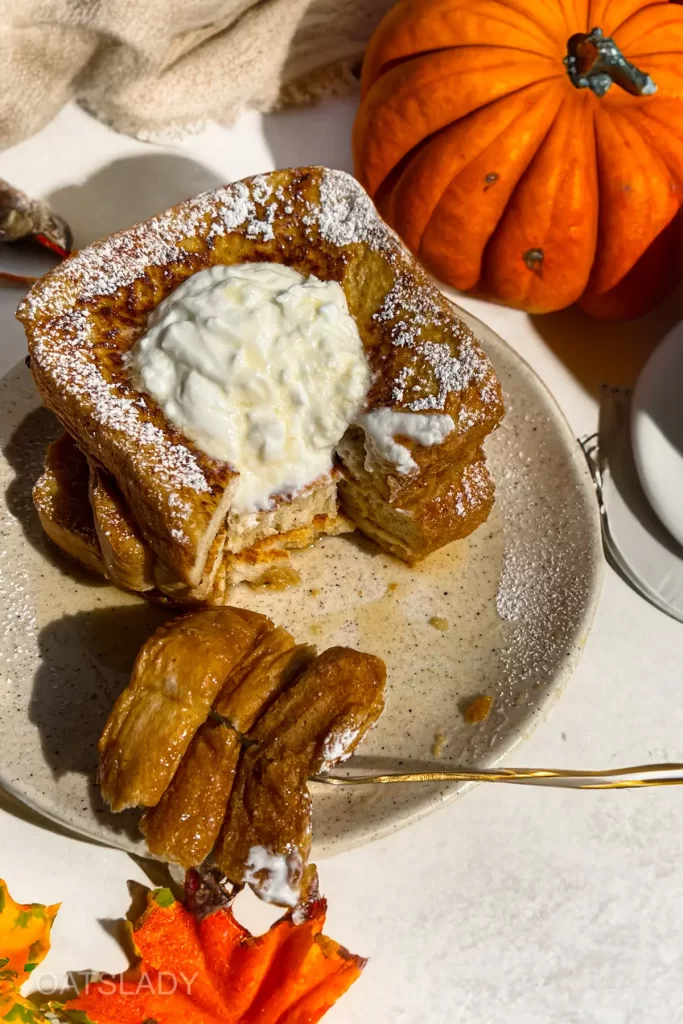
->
431;730;448;758
464;695;494;724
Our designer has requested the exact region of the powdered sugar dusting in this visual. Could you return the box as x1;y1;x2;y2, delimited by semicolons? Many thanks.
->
492;415;598;697
407;339;487;412
24;180;284;319
430;459;491;519
32;312;209;496
316;173;500;421
318;168;392;250
373;275;495;416
250;174;273;205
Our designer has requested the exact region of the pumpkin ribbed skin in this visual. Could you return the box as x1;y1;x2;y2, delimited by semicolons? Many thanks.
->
353;0;683;318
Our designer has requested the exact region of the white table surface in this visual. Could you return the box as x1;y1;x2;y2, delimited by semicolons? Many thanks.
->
2;98;683;1024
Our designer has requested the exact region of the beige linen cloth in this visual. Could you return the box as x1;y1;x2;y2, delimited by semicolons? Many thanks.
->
0;0;394;147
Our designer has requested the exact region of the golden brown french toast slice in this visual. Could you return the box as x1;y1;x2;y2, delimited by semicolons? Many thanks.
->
140;628;315;868
139;721;241;871
214;646;386;905
98;607;272;810
89;462;155;592
213;628;316;733
33;433;107;577
338;448;494;564
19;168;503;587
32;432;352;604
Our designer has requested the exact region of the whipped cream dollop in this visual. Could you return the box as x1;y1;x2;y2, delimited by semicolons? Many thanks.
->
358;407;454;475
131;262;371;512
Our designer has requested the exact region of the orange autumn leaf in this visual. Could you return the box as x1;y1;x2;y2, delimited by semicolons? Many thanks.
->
60;881;365;1024
0;878;59;1023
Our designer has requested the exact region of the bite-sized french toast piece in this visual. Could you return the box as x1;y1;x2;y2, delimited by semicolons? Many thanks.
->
214;647;386;906
139;720;241;870
140;629;315;868
32;433;106;577
89;463;155;592
19;168;503;589
98;608;272;811
214;628;316;733
338;450;494;564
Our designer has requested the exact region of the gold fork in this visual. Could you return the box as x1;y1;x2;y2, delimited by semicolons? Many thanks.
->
311;762;683;790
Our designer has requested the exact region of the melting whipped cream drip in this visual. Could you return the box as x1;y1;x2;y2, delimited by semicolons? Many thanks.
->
132;262;371;513
243;845;303;907
358;407;455;475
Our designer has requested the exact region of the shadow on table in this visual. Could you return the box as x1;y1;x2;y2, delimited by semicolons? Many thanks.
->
599;388;683;557
44;102;359;253
261;94;357;175
530;282;683;399
0;779;176;903
47;152;224;248
42;102;358;257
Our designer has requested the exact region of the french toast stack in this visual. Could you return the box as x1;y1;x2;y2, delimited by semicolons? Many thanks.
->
19;167;504;604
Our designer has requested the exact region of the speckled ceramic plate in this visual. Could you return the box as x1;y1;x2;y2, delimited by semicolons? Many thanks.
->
0;308;602;857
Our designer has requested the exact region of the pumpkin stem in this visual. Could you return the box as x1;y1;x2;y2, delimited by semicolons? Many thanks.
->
564;27;656;97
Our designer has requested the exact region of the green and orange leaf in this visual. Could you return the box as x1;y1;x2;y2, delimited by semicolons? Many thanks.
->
0;878;59;1023
0;873;363;1024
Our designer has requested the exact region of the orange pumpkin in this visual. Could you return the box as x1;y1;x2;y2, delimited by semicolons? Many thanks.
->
353;0;683;319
